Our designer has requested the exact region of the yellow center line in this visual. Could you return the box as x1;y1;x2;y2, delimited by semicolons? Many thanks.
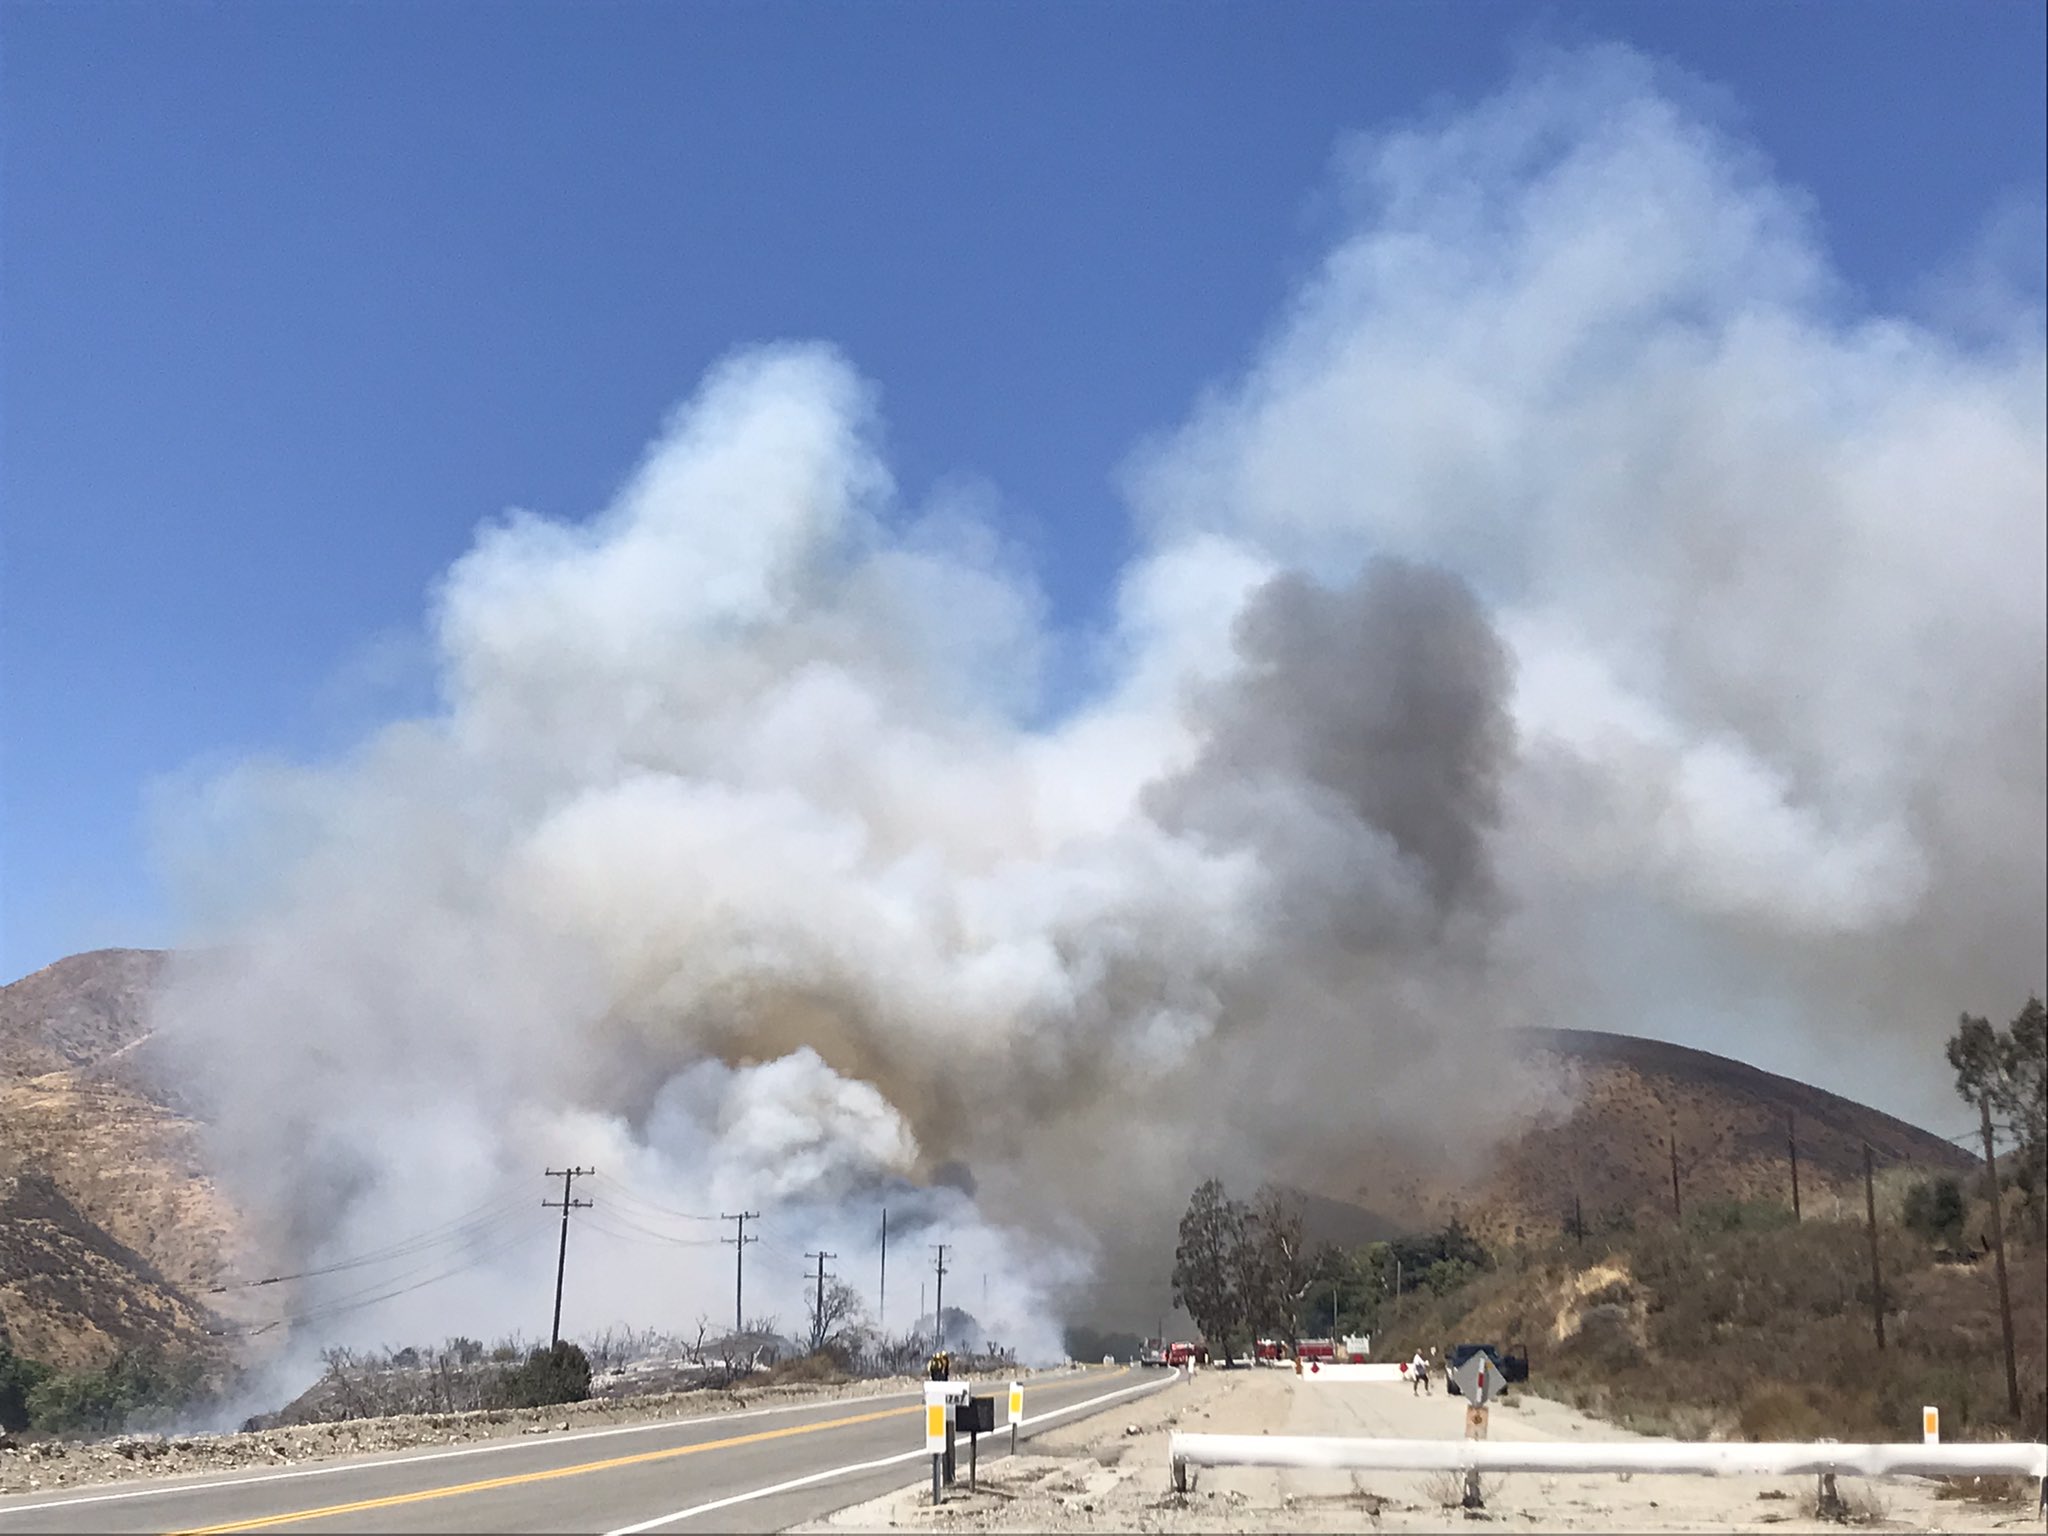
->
170;1402;919;1534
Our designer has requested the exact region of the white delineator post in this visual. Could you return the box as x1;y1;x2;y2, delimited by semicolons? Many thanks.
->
925;1398;947;1505
1923;1406;1939;1445
1009;1380;1023;1455
925;1380;968;1503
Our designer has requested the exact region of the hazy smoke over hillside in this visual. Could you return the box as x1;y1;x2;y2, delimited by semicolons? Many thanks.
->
154;47;2044;1358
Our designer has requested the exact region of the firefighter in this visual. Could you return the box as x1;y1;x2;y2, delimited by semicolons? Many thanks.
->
927;1349;952;1381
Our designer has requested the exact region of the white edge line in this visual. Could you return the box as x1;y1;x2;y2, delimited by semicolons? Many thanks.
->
603;1448;928;1535
1012;1368;1182;1437
0;1388;928;1519
603;1367;1183;1535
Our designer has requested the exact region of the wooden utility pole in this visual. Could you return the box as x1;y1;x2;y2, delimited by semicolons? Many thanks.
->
721;1211;759;1338
1861;1144;1885;1351
1668;1121;1683;1223
543;1166;594;1347
931;1244;950;1351
878;1208;888;1334
1787;1111;1801;1221
805;1250;838;1350
1977;1096;2022;1419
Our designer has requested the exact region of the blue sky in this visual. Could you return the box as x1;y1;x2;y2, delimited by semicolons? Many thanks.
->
2;2;2043;984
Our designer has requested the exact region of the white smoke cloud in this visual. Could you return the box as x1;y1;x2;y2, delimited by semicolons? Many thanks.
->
153;44;2042;1375
1130;44;2044;1096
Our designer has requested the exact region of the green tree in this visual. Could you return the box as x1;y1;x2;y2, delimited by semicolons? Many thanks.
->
1172;1179;1248;1364
1302;1244;1380;1340
1950;999;2048;1226
1949;1000;2046;1158
1240;1186;1320;1349
0;1346;53;1433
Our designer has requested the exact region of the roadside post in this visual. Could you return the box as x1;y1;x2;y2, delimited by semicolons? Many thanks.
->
962;1396;996;1490
925;1394;947;1505
1008;1380;1023;1454
1922;1407;1939;1445
925;1377;969;1486
1449;1351;1502;1509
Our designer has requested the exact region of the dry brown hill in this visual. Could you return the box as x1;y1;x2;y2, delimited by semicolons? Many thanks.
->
0;948;164;1078
0;949;251;1371
1343;1028;1977;1244
3;950;1980;1372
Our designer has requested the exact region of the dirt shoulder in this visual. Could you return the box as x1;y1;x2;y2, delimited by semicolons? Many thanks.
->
0;1372;941;1498
799;1366;2034;1533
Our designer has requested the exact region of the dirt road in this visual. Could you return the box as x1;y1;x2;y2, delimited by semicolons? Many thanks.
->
801;1365;2033;1532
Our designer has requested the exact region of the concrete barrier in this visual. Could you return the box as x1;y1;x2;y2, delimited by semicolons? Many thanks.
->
1294;1362;1407;1383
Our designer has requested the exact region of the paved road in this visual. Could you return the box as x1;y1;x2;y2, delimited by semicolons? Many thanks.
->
0;1366;1179;1534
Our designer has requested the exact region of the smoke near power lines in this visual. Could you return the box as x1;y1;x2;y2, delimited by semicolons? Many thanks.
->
150;46;2042;1366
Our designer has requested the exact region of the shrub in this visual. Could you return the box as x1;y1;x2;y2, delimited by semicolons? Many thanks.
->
491;1342;592;1409
759;1351;848;1387
1902;1177;1966;1244
0;1347;54;1433
20;1350;205;1435
1738;1383;1828;1441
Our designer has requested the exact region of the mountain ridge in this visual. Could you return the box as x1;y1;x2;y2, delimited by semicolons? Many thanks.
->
0;949;1983;1370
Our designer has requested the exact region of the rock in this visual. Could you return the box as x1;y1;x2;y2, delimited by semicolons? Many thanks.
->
1124;1424;1140;1436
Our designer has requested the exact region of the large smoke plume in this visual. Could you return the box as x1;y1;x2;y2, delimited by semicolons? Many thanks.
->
153;47;2043;1366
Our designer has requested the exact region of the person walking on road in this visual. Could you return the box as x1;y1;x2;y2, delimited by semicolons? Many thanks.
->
1409;1350;1428;1396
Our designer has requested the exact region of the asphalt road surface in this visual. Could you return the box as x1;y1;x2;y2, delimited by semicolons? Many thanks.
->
0;1366;1178;1535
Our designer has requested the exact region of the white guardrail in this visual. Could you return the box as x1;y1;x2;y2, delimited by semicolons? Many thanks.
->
1169;1432;2048;1489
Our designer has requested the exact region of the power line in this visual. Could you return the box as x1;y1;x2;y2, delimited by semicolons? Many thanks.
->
205;1192;531;1293
591;1175;720;1222
206;1223;536;1339
579;1209;723;1248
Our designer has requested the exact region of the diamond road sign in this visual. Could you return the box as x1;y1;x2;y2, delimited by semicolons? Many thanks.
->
1449;1350;1502;1405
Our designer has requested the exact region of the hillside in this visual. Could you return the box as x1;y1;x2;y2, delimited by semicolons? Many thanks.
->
0;949;164;1079
1;949;1983;1379
1339;1028;1976;1244
0;950;252;1372
1374;1194;2047;1443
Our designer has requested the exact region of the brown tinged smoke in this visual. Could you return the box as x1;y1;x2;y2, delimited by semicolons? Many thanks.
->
144;45;2042;1363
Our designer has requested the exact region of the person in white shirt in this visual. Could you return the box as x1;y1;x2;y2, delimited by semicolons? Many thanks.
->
1409;1350;1428;1395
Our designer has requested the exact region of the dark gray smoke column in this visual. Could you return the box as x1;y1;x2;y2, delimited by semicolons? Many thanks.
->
1152;559;1513;929
1110;557;1525;1222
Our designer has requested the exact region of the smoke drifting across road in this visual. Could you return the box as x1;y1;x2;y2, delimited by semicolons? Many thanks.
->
153;47;2043;1362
